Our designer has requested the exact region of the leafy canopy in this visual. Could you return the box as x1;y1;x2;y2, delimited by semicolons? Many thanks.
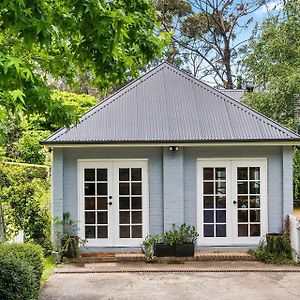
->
242;0;300;128
0;0;167;127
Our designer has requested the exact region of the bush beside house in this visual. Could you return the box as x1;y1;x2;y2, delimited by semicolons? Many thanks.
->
0;243;44;300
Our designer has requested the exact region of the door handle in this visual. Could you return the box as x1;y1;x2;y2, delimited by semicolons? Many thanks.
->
109;196;112;199
108;202;112;206
233;200;237;205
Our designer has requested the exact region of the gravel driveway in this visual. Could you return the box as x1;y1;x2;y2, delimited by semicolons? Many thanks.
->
40;262;300;300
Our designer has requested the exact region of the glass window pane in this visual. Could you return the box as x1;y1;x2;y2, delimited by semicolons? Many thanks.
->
250;182;260;194
85;197;95;210
238;196;248;208
215;181;226;195
203;182;214;194
204;196;214;208
250;196;260;208
238;210;248;222
119;211;130;224
216;196;226;208
97;212;108;224
132;197;142;209
250;224;260;236
132;225;142;238
97;197;108;210
97;169;107;181
203;224;214;237
238;224;248;237
85;226;95;238
237;167;248;180
250;167;260;180
85;183;95;196
97;183;107;196
203;168;214;180
131;168;142;181
85;212;95;224
132;211;142;224
119;183;129;195
119;168;129;181
119;197;130;209
215;168;226;180
216;210;226;223
216;225;226;237
237;182;248;194
120;226;130;238
250;210;260;222
85;169;95;181
204;210;214;223
97;226;108;238
131;183;142;195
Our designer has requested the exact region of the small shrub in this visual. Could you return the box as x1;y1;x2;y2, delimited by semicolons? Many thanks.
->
0;243;44;283
250;234;294;264
0;243;44;300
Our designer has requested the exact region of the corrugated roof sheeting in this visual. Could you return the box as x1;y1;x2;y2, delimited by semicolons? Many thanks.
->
44;62;300;144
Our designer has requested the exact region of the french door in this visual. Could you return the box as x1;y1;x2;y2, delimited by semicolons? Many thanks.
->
197;159;267;246
78;160;148;247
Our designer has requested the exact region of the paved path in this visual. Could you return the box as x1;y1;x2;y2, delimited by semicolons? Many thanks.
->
40;262;300;300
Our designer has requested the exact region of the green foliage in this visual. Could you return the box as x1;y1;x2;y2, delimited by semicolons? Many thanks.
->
0;253;38;300
0;164;51;250
17;130;51;164
0;243;44;300
241;0;300;199
141;223;199;262
163;223;199;245
242;0;300;128
0;0;167;132
0;243;44;284
41;255;57;286
141;234;161;262
54;212;86;258
250;234;293;264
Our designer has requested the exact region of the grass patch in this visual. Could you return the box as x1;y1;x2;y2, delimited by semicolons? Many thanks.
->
41;255;56;285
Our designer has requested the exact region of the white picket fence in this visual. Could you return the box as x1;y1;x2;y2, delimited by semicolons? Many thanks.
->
289;214;300;262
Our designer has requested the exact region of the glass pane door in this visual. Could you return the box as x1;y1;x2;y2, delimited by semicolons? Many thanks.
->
118;168;143;239
202;167;227;238
237;167;261;237
84;168;109;240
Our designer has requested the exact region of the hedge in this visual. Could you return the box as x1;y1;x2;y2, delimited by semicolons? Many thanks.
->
0;243;44;300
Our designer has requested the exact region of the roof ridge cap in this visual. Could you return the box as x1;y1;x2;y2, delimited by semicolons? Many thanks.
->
164;65;300;139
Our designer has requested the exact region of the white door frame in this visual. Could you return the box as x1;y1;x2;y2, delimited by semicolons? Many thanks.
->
197;158;268;246
77;159;149;247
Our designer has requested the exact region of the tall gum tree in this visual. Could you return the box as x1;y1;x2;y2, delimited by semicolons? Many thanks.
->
155;0;265;88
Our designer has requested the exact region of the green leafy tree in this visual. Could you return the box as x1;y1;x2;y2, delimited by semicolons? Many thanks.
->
241;0;300;198
0;0;167;129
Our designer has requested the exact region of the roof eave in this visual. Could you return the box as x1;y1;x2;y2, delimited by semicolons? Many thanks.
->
42;139;300;148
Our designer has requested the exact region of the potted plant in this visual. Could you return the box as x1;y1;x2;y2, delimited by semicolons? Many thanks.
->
141;223;199;260
54;212;86;259
173;224;199;257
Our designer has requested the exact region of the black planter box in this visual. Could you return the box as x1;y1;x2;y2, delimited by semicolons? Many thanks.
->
175;243;195;257
154;243;176;257
154;243;195;257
